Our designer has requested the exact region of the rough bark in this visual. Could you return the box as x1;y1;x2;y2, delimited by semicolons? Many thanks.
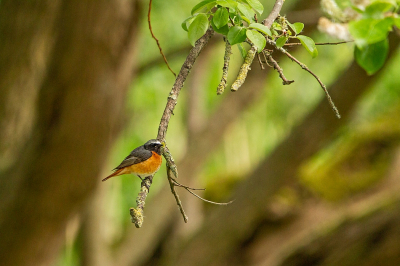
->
0;1;140;265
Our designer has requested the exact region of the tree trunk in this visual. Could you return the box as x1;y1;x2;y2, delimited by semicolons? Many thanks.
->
0;1;140;265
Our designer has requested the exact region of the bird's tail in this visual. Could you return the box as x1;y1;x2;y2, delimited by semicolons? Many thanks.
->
102;168;124;182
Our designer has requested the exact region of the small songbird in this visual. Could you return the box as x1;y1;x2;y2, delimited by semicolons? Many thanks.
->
102;139;163;182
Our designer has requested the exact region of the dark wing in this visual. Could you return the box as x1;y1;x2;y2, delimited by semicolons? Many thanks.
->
113;145;152;170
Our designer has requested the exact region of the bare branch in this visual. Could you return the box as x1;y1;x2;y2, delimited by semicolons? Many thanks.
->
167;165;188;223
264;51;294;85
263;0;284;28
157;28;214;141
284;40;352;46
184;188;233;206
161;143;188;222
267;39;341;119
148;0;176;77
257;53;265;70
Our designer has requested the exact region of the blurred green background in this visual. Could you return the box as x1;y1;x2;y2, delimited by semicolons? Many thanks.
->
1;0;400;266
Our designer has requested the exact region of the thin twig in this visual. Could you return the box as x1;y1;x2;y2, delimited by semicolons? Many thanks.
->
284;41;352;46
148;0;176;77
217;39;232;95
171;179;206;191
267;39;341;119
262;50;272;67
184;188;233;205
264;51;294;85
257;53;265;70
161;143;188;222
167;165;188;223
229;15;235;26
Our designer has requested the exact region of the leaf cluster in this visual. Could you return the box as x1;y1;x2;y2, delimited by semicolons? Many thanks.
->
182;0;318;57
348;0;400;74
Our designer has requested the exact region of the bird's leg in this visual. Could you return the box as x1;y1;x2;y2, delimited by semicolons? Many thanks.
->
138;175;152;191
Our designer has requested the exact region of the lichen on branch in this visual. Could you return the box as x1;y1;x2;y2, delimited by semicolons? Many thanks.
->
231;46;257;92
217;39;232;95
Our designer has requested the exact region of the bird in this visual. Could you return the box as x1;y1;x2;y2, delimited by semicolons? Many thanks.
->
102;139;163;182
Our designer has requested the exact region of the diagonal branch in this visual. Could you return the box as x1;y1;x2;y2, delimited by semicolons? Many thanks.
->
263;0;284;27
128;29;215;227
267;38;341;119
157;28;214;141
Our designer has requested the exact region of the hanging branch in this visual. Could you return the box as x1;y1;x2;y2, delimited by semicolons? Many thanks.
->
231;46;257;92
217;39;232;95
163;144;188;222
148;0;176;77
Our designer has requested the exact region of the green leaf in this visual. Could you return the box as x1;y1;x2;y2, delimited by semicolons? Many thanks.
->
210;17;229;35
296;35;318;58
349;18;393;47
394;17;400;28
188;14;209;46
227;26;247;45
350;4;364;14
364;1;394;19
275;36;287;47
237;2;255;22
288;22;304;35
249;23;271;36
354;39;388;75
243;0;264;14
239;15;251;24
237;43;247;59
191;0;216;15
216;0;237;11
213;7;229;29
182;16;196;32
246;29;266;52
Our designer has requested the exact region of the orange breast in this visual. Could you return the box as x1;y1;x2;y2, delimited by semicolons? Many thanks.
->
127;151;162;176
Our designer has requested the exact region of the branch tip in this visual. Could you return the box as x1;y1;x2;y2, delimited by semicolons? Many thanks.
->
231;46;257;92
148;0;176;77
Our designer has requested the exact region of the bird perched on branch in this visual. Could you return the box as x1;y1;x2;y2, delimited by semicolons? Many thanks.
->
102;139;163;182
